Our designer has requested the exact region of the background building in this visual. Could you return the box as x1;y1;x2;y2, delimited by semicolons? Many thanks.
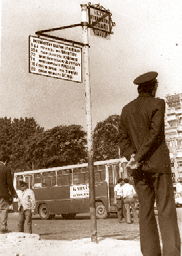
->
165;93;182;182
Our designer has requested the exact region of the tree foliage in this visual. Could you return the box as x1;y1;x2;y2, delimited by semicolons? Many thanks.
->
0;114;122;172
0;117;44;172
25;124;87;169
93;114;120;161
0;118;87;172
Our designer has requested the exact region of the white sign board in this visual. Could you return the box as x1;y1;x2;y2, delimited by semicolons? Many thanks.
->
70;184;89;198
29;36;82;82
89;7;111;39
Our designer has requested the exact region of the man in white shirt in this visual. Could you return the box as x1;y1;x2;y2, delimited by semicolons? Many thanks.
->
17;180;36;234
121;178;139;224
114;178;124;223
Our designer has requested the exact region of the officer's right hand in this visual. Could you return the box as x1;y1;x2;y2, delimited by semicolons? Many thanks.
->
127;154;140;169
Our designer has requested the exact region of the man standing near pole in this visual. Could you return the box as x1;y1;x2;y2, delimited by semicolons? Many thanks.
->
119;71;180;256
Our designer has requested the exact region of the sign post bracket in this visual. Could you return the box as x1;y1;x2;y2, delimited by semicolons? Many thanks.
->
35;23;89;47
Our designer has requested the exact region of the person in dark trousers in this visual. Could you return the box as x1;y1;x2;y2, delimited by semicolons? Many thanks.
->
121;178;139;224
119;71;181;256
114;178;124;223
0;154;17;233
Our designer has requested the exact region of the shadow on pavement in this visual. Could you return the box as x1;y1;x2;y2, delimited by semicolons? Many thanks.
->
33;213;118;221
39;233;91;240
99;233;140;241
39;230;140;241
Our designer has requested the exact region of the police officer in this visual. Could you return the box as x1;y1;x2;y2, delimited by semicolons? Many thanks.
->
119;71;181;256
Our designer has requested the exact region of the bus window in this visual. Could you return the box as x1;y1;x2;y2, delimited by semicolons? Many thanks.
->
62;170;70;175
57;170;71;186
85;173;89;183
108;165;114;184
49;172;56;186
94;165;106;183
16;175;23;190
98;165;106;181
34;173;42;188
73;168;84;185
112;163;120;184
98;165;105;171
93;166;100;183
25;175;33;189
95;171;101;182
82;167;89;184
42;171;56;187
115;163;120;181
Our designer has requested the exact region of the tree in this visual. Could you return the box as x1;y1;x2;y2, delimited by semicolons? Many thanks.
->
0;117;13;156
25;124;87;169
10;117;44;171
93;115;120;161
0;117;44;172
0;117;87;171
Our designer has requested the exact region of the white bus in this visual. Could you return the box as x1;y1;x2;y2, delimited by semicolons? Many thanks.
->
13;158;127;219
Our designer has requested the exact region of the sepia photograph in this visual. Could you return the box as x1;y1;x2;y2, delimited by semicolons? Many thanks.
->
0;0;182;255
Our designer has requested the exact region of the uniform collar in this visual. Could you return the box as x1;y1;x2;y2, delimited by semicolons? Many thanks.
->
138;93;154;98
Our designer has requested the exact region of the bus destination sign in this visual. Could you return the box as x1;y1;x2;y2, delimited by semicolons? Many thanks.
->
89;6;111;39
29;35;82;82
70;184;89;198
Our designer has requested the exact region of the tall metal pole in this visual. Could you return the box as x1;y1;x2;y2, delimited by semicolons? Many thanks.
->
80;4;97;243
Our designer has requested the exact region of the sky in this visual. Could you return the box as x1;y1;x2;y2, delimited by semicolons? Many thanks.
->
1;0;182;131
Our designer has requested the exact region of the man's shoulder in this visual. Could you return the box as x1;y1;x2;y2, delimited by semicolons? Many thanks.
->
17;190;22;196
27;188;35;194
125;96;164;108
150;97;165;104
123;183;131;187
121;100;135;118
123;98;137;110
148;97;165;111
128;184;134;188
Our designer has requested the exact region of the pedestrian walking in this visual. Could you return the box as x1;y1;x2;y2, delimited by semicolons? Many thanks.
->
17;180;36;234
0;154;17;233
114;178;124;223
119;71;181;256
121;178;139;224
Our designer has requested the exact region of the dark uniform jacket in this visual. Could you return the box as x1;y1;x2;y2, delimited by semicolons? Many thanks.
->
119;93;171;173
0;162;16;200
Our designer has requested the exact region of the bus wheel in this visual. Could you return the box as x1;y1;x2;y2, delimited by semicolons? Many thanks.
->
95;202;108;219
62;213;76;219
39;204;50;220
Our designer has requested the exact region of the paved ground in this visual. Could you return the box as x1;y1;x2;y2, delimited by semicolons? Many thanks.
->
0;233;142;256
1;209;182;256
8;212;140;241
